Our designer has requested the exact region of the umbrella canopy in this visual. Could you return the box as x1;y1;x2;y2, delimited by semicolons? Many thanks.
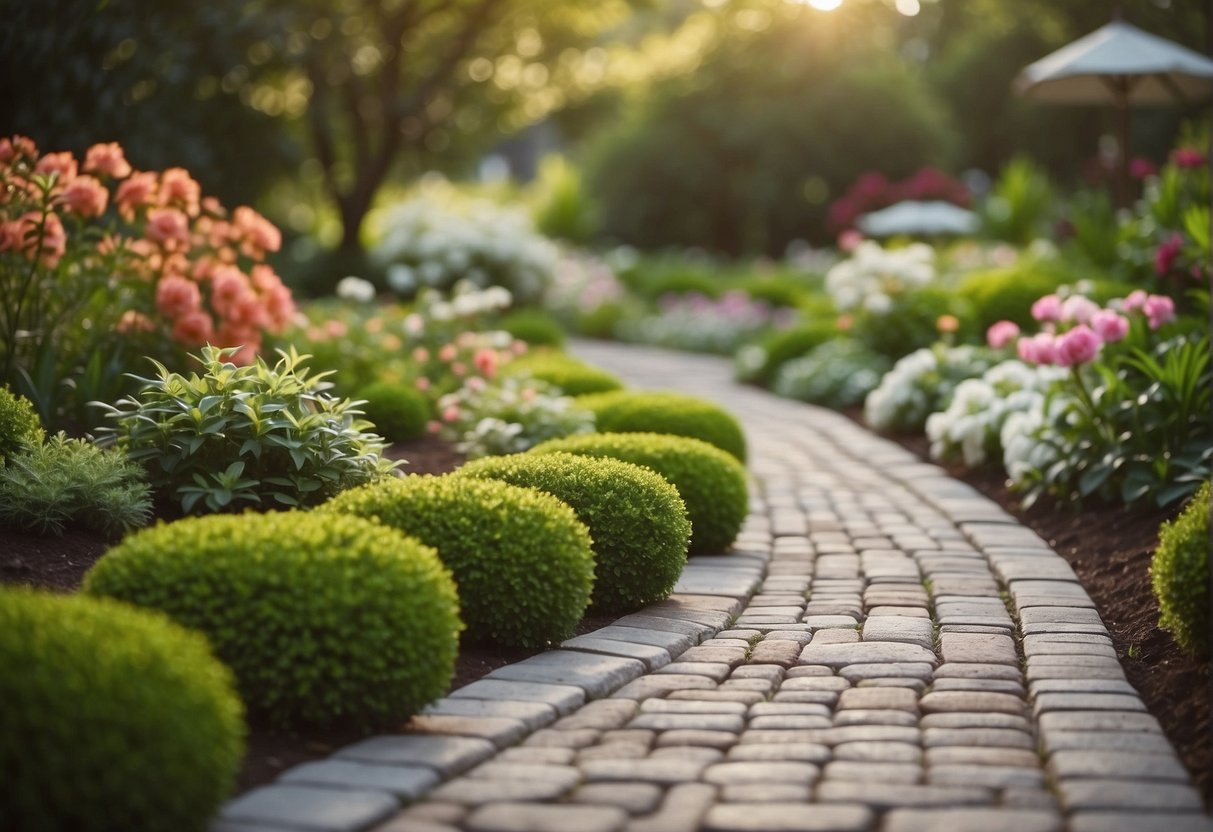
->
1015;20;1213;106
856;200;979;237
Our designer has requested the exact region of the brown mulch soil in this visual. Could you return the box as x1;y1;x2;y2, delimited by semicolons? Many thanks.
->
3;429;1209;803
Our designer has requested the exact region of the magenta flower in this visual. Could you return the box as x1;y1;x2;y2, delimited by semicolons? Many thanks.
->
1129;158;1158;180
1172;148;1207;169
1055;325;1103;367
1155;233;1184;276
1090;310;1129;343
1030;294;1063;323
1143;295;1176;330
1121;289;1149;313
1018;332;1058;366
986;320;1021;350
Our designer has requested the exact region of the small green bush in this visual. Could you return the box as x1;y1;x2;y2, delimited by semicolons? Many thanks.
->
356;380;430;442
531;432;747;555
956;263;1068;334
499;309;567;349
84;511;461;729
97;345;397;514
502;351;624;396
734;320;839;386
1151;482;1210;657
0;433;152;537
773;339;892;409
0;588;244;832
458;452;690;611
0;385;44;465
322;475;594;647
577;390;747;462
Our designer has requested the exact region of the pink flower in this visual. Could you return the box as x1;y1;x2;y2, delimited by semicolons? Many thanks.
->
1155;233;1184;276
438;344;457;363
1143;295;1176;330
473;347;499;379
34;151;78;187
59;175;109;218
1030;294;1063;323
171;310;215;346
1054;324;1102;367
414;377;431;391
0;135;37;165
323;318;348;338
466;376;486;392
116;310;155;334
211;267;251;317
511;340;528;355
1128;158;1157;180
156;274;203;319
1060;295;1099;325
1017;332;1058;366
442;405;461;423
158;167;201;216
115;171;157;220
520;387;538;402
232;205;281;255
12;212;67;268
838;229;864;252
426;420;443;435
145;208;190;248
986;320;1021;349
451;362;467;377
1121;289;1149;313
412;347;430;363
1172;148;1206;169
1090;310;1129;343
83;142;132;179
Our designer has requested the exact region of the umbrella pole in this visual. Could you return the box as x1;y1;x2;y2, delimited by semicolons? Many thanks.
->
1114;77;1131;210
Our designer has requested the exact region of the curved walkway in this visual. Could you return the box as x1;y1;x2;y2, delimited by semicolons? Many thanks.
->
215;340;1211;832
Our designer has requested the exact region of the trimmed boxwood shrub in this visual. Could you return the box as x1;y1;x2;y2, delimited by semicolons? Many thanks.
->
502;351;624;396
84;511;461;729
734;320;839;386
499;309;567;348
577;390;747;462
1151;482;1210;657
457;452;690;611
531;432;747;555
0;385;43;465
322;475;594;647
0;588;244;832
356;380;431;441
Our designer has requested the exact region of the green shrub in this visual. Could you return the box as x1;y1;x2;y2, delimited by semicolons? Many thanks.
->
773;339;892;408
499;309;567;349
978;156;1055;245
956;262;1069;334
577;390;747;462
531;432;747;555
356;380;430;442
321;475;594;647
84;512;461;729
734;320;839;386
502;351;624;396
0;433;151;537
0;588;244;832
0;385;43;465
97;345;397;514
852;284;967;360
1151;482;1210;657
458;452;690;611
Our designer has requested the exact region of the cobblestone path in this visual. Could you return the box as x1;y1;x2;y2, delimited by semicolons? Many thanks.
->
215;341;1211;832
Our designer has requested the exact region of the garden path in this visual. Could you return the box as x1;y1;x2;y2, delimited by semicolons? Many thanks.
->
214;340;1211;832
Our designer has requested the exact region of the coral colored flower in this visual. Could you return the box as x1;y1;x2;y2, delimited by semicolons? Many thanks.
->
34;151;77;186
323;318;348;338
442;405;461;422
1090;310;1129;343
936;314;960;334
1060;295;1099;325
836;313;854;332
171;310;215;346
210;267;250;316
1030;294;1063;323
158;167;201;216
115;172;158;220
156;274;203;319
0;135;37;164
11;212;67;267
1121;289;1149;313
59;175;109;218
116;310;155;334
412;346;430;363
414;376;431;392
511;340;528;355
1155;233;1184;276
1054;324;1102;367
451;362;467;377
1172;148;1207;169
83;142;132;179
1143;294;1176;330
232;205;281;255
521;386;538;402
382;334;402;351
473;347;499;379
427;420;443;434
438;344;457;363
145;208;190;248
986;320;1021;349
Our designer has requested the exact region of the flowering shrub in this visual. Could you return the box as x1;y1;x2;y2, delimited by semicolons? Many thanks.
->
615;290;797;355
1122;143;1210;296
373;189;558;304
989;290;1210;507
773;340;891;409
435;376;594;458
828;168;971;233
543;249;633;337
0;136;294;427
864;344;998;434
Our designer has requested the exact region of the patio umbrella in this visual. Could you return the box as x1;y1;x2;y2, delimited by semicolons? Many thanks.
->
857;200;979;237
1014;19;1213;205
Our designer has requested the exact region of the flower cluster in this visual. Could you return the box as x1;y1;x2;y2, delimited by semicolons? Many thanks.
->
434;376;594;458
824;241;936;315
544;249;628;323
374;188;558;304
615;290;797;355
863;344;998;434
828;168;971;233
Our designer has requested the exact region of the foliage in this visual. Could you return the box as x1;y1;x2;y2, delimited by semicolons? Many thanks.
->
531;431;748;555
530;155;599;245
0;136;295;429
274;300;415;395
955;258;1072;335
614;290;797;355
734;320;839;386
542;249;632;337
498;308;567;349
84;512;461;729
978;156;1055;245
97;346;397;514
322;475;594;647
0;433;152;538
0;588;244;832
578;389;747;462
356;381;430;442
1151;482;1210;657
436;376;595;459
457;452;690;611
501;351;624;396
864;344;999;434
0;385;44;464
773;340;892;409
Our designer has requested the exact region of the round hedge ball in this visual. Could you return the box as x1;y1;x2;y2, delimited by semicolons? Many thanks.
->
457;452;690;611
576;390;747;462
83;511;461;730
1151;481;1210;657
321;475;594;647
0;385;44;464
356;380;431;441
0;588;244;832
530;431;748;555
502;351;625;396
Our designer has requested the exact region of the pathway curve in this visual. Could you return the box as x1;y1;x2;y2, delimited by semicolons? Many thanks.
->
215;340;1211;832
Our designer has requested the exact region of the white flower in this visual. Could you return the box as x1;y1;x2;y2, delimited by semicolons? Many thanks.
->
387;264;416;292
335;275;376;303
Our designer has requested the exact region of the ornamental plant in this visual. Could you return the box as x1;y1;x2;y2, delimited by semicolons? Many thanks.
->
0;385;43;464
734;319;838;387
96;345;397;514
435;376;595;459
991;289;1211;507
773;340;891;409
577;389;747;462
500;350;624;397
1150;481;1210;657
864;344;998;435
0;135;294;428
614;290;798;355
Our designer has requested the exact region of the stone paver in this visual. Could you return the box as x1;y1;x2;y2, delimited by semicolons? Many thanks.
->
211;341;1209;832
